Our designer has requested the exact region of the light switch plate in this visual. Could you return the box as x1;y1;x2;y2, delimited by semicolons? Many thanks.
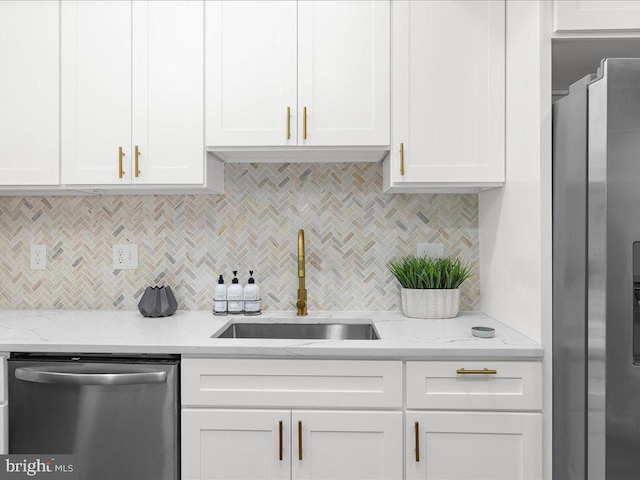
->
417;243;444;258
30;245;46;270
113;244;138;270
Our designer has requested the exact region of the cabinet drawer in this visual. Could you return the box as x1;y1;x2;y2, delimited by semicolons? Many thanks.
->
182;358;403;408
406;361;542;411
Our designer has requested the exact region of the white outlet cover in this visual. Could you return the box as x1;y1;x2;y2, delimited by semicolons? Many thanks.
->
30;245;46;270
417;243;445;258
113;244;138;270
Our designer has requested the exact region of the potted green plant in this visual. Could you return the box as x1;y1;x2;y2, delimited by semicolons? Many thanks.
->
388;255;473;319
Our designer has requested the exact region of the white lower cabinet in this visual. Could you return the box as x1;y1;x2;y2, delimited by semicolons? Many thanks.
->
181;359;403;480
182;409;290;480
181;409;402;480
180;359;541;480
293;410;402;480
405;361;543;480
406;412;542;480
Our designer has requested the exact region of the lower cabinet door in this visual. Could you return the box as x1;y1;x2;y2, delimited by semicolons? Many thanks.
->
406;411;542;480
292;410;403;480
181;409;291;480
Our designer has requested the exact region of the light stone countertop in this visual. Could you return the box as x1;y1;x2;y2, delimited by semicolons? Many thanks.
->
0;310;542;359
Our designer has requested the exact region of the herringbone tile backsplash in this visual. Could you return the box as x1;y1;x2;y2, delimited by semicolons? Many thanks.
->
0;163;479;311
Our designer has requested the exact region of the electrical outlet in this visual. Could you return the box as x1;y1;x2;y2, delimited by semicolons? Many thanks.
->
112;244;138;270
30;245;46;270
417;243;445;258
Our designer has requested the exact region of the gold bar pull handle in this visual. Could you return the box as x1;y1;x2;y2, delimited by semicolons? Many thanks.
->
415;421;420;462
298;421;303;461
286;107;291;140
303;106;307;140
456;368;498;375
278;421;283;461
400;143;405;176
118;146;125;178
134;145;141;177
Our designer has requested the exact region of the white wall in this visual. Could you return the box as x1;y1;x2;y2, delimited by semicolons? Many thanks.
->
479;0;553;478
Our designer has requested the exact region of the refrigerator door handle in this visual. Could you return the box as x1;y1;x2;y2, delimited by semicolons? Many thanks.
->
15;367;167;386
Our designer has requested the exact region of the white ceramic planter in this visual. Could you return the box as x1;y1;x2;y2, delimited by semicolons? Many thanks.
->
400;288;460;319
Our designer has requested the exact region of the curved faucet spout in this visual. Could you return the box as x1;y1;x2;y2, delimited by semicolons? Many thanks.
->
297;229;308;316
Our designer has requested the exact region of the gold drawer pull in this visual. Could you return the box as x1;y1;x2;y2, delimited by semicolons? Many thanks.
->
279;420;283;461
286;107;291;140
298;421;303;461
118;146;125;178
414;421;420;462
400;142;405;175
134;145;141;177
303;106;307;140
456;368;497;375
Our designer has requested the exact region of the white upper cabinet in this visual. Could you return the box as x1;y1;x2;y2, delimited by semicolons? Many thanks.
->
555;1;640;32
62;0;206;186
297;1;390;146
384;0;505;193
205;0;390;149
132;0;204;184
205;1;297;147
0;1;59;186
61;0;132;185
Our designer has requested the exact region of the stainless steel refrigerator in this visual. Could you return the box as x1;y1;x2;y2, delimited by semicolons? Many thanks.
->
554;58;640;480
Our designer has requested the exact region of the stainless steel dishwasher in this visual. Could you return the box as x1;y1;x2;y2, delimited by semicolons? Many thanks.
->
8;353;179;480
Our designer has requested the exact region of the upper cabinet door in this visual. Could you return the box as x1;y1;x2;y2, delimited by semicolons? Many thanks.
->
132;0;204;184
297;1;390;147
555;1;640;32
205;1;297;147
0;1;59;186
387;0;505;191
61;0;132;185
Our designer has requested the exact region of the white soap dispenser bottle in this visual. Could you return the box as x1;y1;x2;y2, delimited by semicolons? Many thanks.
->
227;271;244;314
243;270;261;315
214;274;227;315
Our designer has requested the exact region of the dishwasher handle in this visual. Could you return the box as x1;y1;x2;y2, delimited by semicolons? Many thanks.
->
15;367;167;386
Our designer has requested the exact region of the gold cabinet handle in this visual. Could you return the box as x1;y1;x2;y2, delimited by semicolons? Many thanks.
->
456;368;498;375
279;420;283;461
415;421;420;462
298;421;303;461
134;145;141;177
286;107;291;140
303;106;307;140
400;143;405;176
118;146;125;178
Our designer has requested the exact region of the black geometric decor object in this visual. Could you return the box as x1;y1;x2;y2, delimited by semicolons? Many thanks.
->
138;286;178;317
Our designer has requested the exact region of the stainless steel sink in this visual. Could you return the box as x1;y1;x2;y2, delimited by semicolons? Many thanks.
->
214;322;380;340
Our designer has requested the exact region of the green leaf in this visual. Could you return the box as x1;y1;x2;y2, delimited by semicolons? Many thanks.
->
387;255;473;290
